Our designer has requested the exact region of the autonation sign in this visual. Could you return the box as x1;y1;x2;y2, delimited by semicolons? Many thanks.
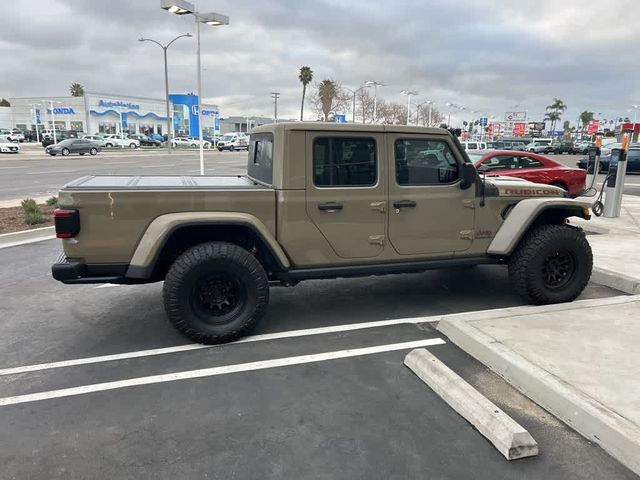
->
98;99;140;110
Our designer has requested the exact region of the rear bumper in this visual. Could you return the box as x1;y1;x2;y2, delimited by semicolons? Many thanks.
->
52;252;134;284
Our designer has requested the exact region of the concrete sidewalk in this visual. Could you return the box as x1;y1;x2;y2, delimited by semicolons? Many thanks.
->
437;296;640;475
571;194;640;294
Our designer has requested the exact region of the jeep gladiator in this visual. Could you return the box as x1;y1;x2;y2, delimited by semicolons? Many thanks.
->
52;123;593;344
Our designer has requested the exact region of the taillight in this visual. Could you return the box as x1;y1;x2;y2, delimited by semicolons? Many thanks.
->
54;209;80;238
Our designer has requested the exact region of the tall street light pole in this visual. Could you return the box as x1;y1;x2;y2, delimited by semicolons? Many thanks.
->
271;92;280;123
342;84;370;123
162;0;229;175
401;90;418;126
139;33;192;155
364;80;385;123
43;99;62;144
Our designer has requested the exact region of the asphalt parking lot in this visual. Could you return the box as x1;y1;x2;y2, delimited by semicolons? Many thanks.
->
0;239;636;479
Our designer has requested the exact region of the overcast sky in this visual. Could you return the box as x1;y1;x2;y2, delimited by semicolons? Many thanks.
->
1;0;639;126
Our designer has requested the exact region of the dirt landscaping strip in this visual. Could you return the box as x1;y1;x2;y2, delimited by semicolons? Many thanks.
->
0;204;54;234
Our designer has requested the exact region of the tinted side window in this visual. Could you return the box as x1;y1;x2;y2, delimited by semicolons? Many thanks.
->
247;133;274;185
483;155;518;170
313;137;376;187
395;139;459;186
518;156;544;168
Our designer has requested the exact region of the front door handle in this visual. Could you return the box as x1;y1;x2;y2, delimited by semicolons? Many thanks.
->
393;200;417;209
318;201;343;212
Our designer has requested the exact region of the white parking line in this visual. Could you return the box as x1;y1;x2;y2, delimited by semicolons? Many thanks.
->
0;316;443;377
0;338;445;407
0;165;30;170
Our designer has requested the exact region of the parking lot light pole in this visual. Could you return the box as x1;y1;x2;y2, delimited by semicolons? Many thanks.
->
401;90;418;126
342;85;370;123
364;80;385;123
162;0;229;175
43;100;62;144
139;33;192;155
271;92;280;123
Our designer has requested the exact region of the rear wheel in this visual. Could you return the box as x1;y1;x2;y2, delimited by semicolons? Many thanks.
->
508;224;592;304
105;143;113;148
163;242;269;344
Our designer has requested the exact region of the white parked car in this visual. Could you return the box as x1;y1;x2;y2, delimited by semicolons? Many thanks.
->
216;132;249;151
171;137;212;149
460;141;487;151
82;135;107;147
0;135;20;153
102;134;140;149
0;129;24;143
526;139;553;153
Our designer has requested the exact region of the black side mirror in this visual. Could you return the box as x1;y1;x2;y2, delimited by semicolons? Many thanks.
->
460;162;478;190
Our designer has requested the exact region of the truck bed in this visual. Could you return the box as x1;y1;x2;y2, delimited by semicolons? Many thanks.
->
63;175;265;190
58;175;276;264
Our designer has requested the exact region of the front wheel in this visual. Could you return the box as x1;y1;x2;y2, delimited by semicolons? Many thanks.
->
163;242;269;344
61;148;70;156
90;148;98;155
508;224;592;305
129;143;137;149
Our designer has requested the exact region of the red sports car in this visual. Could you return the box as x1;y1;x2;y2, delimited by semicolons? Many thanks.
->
467;150;586;197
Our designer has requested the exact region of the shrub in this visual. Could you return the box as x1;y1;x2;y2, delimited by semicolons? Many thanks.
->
25;210;46;225
21;198;38;213
46;196;58;206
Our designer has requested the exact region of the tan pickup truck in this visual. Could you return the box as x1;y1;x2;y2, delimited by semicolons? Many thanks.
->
52;123;593;344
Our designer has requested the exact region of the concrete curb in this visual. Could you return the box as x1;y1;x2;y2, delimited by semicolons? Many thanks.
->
404;348;538;460
436;296;640;476
0;226;55;249
591;267;640;295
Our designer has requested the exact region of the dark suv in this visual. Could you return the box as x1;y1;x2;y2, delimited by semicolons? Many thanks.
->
553;141;575;154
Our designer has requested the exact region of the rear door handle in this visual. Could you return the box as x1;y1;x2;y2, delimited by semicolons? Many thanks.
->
393;200;417;209
318;202;343;212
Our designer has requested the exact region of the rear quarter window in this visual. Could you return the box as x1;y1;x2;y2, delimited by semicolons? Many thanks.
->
247;133;274;185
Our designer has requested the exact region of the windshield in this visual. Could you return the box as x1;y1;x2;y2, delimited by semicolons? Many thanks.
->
220;134;235;141
467;153;484;163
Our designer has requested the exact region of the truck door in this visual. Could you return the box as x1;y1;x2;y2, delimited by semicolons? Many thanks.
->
305;131;386;259
387;134;475;255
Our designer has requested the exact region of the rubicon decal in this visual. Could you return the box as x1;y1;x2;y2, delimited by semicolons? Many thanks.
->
500;188;562;197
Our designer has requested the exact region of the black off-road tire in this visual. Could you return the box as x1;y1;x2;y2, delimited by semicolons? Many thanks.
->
163;242;269;344
508;224;592;304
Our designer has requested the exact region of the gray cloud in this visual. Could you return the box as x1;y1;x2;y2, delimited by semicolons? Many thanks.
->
1;0;639;125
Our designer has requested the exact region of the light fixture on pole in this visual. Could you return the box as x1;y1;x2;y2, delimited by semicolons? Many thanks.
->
271;92;280;123
139;33;192;154
43;99;62;144
414;100;432;126
342;84;371;123
162;0;229;175
401;90;418;126
28;103;41;143
364;80;385;123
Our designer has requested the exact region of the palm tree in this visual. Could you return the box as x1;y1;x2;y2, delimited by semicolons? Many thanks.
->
318;79;338;121
544;111;561;132
69;83;84;97
545;98;567;132
298;66;313;121
579;110;594;137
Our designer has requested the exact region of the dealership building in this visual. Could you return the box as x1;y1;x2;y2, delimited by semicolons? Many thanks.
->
8;91;219;137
